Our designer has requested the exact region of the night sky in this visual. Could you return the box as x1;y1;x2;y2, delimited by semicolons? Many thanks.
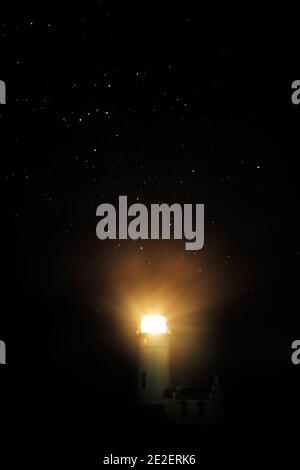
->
1;6;300;467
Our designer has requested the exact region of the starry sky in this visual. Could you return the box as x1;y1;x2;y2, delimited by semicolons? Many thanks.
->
1;6;300;462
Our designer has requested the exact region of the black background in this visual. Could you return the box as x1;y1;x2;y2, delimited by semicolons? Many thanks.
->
1;5;300;468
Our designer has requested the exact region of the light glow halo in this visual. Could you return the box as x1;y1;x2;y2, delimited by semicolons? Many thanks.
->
140;314;167;334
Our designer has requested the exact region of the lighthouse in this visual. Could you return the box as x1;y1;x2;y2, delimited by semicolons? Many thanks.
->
137;314;171;405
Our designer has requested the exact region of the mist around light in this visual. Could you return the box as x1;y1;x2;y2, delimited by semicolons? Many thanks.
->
72;236;251;381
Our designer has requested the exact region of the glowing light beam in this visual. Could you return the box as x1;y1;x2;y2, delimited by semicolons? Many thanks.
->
140;314;167;335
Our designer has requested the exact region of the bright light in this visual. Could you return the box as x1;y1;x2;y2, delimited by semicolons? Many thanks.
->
140;314;167;334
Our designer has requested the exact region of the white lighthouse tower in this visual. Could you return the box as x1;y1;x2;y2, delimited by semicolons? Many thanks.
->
137;314;171;405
